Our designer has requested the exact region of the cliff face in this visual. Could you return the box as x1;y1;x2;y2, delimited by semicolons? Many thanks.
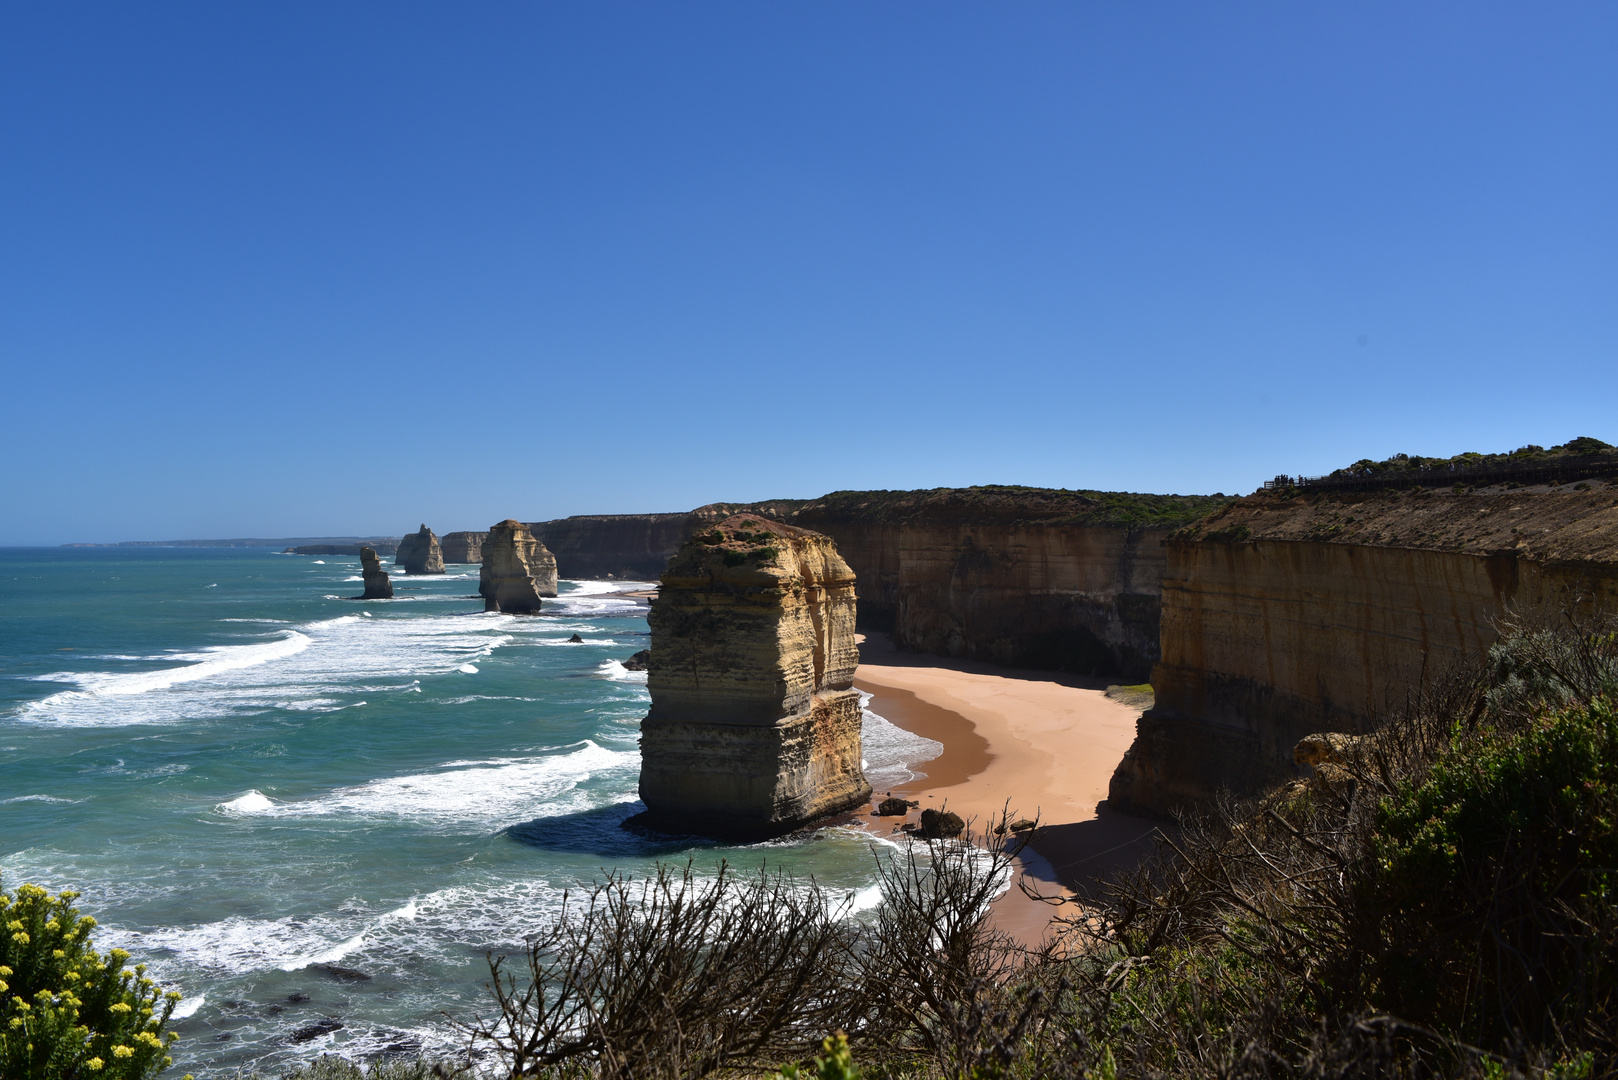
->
479;520;559;614
530;502;805;581
358;546;393;600
395;525;445;575
1110;485;1618;816
788;488;1226;680
637;514;870;839
441;531;486;564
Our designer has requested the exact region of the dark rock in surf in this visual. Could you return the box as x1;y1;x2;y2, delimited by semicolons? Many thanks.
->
621;649;651;671
309;963;371;982
876;797;910;816
567;633;584;643
358;546;393;599
288;1018;345;1043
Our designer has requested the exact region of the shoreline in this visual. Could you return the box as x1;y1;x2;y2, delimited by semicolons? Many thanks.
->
851;633;1164;945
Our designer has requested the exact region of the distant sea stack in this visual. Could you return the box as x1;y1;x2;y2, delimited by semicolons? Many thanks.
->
395;525;445;575
478;520;559;614
441;531;487;564
636;514;871;839
358;546;394;600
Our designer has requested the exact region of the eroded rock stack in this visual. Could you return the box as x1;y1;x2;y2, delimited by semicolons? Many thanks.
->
441;531;487;564
478;519;559;614
637;514;871;839
358;546;393;600
395;525;445;575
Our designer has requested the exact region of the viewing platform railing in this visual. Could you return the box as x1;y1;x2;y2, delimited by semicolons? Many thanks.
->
1262;453;1618;494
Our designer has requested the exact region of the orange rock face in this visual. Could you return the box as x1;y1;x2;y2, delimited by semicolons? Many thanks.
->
638;514;870;839
1110;486;1618;816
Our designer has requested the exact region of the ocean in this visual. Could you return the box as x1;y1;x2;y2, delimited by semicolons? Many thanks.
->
0;547;941;1076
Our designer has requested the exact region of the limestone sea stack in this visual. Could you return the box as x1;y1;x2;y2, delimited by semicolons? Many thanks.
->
441;530;487;564
636;514;871;839
478;519;560;614
395;525;445;575
358;546;394;600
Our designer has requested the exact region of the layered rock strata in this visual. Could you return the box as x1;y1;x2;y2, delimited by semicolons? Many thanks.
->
1110;485;1618;817
441;531;487;564
531;488;1222;679
358;546;394;600
478;520;559;614
637;514;871;839
395;525;445;575
787;488;1226;680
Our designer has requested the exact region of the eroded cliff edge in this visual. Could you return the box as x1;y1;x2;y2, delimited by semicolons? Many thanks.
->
1110;483;1618;817
395;525;445;575
479;520;559;614
531;488;1223;680
636;514;870;839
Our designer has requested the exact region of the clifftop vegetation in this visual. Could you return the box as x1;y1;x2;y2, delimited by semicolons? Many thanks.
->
1329;436;1614;481
791;485;1232;529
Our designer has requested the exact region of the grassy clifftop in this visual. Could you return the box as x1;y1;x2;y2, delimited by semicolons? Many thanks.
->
790;485;1232;530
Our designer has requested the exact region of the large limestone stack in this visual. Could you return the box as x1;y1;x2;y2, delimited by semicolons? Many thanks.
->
479;520;559;614
358;546;394;599
638;513;870;839
395;525;445;575
441;531;487;564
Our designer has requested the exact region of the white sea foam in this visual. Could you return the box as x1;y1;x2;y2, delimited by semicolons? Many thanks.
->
219;741;638;829
859;693;944;788
14;613;519;728
218;790;276;814
595;660;647;684
170;993;205;1020
1;794;85;805
312;560;325;564
458;664;479;674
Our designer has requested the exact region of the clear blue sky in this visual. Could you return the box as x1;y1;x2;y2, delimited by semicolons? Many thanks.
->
2;4;1614;544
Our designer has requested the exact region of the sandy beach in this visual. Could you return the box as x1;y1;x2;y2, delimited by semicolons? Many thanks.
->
852;632;1165;945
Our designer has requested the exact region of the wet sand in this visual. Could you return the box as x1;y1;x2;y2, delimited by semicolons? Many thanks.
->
852;633;1165;946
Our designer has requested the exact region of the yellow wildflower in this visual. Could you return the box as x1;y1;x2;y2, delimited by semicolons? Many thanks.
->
108;1002;132;1014
53;949;66;959
112;1044;133;1058
86;1058;104;1071
12;932;29;945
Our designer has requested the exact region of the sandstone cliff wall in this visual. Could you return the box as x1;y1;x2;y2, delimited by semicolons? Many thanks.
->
788;489;1223;680
441;531;487;564
1110;486;1618;816
479;520;558;614
638;514;870;839
395;525;445;575
528;502;806;581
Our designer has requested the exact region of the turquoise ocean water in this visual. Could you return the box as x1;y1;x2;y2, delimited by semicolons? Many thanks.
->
0;548;940;1076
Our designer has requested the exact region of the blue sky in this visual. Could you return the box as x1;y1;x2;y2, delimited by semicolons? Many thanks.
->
2;4;1614;544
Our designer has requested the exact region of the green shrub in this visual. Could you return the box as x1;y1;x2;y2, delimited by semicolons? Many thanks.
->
1369;697;1618;1045
0;879;181;1080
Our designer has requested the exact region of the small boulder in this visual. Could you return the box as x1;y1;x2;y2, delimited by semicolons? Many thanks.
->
288;1018;344;1043
621;649;651;671
567;634;584;643
310;963;371;982
875;797;910;816
1293;732;1362;768
918;808;965;839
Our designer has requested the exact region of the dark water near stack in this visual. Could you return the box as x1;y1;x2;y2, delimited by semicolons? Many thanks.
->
0;548;940;1076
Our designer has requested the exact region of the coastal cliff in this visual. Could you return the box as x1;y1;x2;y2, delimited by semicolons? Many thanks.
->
479;520;558;614
637;514;870;839
395;525;445;575
441;531;486;564
358;546;393;600
530;503;804;581
787;488;1226;680
1110;483;1618;816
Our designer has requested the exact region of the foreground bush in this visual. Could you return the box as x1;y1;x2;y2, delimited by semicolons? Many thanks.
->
0;880;181;1079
